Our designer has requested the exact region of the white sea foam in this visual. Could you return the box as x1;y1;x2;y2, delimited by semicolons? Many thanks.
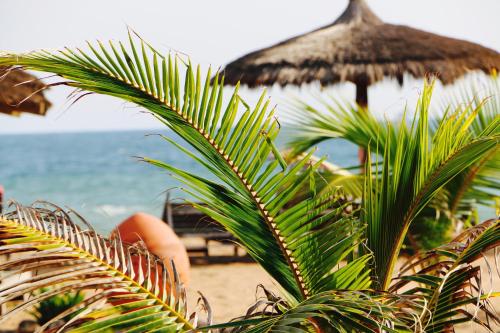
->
94;204;130;217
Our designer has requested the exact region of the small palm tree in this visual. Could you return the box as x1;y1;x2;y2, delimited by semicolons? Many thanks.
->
0;33;498;332
286;79;499;251
30;289;84;326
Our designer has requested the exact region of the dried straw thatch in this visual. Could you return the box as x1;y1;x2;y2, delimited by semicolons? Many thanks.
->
222;0;500;105
0;67;51;117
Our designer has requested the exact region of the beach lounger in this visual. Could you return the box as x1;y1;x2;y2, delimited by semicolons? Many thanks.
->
162;195;240;259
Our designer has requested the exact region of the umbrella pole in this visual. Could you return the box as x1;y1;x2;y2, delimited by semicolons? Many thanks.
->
355;81;368;169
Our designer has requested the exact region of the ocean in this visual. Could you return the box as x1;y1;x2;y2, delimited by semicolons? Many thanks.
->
0;129;359;234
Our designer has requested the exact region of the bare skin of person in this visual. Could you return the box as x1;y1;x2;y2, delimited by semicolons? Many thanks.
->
112;212;190;286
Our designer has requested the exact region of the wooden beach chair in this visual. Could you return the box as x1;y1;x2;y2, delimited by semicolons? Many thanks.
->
162;195;241;260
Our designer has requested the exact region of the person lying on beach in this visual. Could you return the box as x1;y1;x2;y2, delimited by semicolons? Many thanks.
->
111;212;190;286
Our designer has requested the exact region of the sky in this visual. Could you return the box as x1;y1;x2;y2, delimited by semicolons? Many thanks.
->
1;0;499;134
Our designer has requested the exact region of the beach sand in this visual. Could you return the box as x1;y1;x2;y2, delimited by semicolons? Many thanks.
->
1;241;498;332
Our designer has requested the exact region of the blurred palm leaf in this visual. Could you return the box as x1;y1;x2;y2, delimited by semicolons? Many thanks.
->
283;153;365;203
30;289;85;325
0;202;200;332
391;218;500;332
286;95;393;161
442;77;500;216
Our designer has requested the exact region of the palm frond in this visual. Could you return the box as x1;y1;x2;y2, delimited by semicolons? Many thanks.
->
207;289;419;333
144;119;369;301
0;201;201;332
285;97;392;161
285;82;499;285
391;218;500;332
363;82;499;289
286;79;500;242
0;34;372;302
284;152;365;202
444;77;500;216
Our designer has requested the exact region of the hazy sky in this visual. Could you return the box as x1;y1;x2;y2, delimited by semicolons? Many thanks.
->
1;0;499;134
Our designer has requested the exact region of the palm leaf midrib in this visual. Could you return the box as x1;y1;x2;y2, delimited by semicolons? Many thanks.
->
23;47;311;299
149;72;310;299
164;90;310;298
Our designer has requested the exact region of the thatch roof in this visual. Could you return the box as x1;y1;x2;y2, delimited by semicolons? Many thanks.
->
0;67;51;117
222;0;500;88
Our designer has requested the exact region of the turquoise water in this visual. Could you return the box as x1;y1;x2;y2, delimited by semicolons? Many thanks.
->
0;130;358;233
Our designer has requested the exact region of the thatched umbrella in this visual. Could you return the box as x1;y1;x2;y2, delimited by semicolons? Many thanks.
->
0;67;51;117
221;0;500;109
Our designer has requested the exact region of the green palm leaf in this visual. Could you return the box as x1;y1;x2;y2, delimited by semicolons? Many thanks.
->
283;153;365;202
0;34;371;302
285;96;393;161
443;77;500;216
363;83;499;288
286;80;500;251
206;290;418;333
391;218;500;332
0;202;200;332
284;81;499;285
